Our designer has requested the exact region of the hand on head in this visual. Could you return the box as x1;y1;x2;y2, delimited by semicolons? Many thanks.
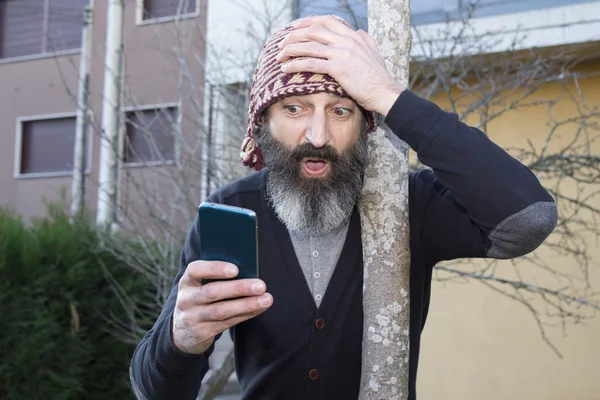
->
171;261;272;355
276;15;404;117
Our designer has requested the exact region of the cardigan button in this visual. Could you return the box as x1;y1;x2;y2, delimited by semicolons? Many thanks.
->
314;317;325;330
308;369;320;380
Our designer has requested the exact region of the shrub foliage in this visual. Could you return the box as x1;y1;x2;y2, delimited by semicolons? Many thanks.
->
0;206;158;400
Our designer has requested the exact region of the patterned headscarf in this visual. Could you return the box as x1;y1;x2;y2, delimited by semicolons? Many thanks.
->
240;18;376;171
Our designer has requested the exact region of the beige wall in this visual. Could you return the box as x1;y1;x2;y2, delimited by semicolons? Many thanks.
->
417;66;600;399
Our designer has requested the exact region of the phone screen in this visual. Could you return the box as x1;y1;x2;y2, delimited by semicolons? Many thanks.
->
197;202;259;280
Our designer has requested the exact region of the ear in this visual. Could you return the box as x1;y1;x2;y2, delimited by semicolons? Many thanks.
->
253;112;269;140
256;110;270;128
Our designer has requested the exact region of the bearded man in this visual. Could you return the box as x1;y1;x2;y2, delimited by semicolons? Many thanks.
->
130;15;557;400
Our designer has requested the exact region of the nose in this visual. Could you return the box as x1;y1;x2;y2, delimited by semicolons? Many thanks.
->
305;111;330;148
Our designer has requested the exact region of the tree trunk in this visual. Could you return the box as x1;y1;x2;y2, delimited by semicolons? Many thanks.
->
358;1;412;399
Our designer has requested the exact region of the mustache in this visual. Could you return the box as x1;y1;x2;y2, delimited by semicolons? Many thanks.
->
289;143;339;162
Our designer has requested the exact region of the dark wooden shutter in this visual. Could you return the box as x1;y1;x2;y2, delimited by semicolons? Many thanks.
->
20;117;76;174
0;0;45;58
46;0;88;53
143;0;196;20
124;108;177;164
0;0;88;59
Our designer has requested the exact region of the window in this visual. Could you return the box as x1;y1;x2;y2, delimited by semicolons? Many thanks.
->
220;82;249;170
141;0;196;20
17;115;87;176
294;0;368;30
293;0;451;28
295;0;595;27
206;82;251;188
123;107;177;165
221;83;248;143
0;0;89;60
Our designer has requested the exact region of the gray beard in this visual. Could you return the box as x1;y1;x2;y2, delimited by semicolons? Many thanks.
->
257;128;369;237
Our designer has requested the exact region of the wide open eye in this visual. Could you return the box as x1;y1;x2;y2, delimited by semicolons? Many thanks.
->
332;107;351;117
284;105;301;114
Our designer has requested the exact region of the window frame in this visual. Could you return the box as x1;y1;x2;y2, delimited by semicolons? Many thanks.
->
135;0;200;26
121;102;181;168
0;48;81;66
14;111;94;179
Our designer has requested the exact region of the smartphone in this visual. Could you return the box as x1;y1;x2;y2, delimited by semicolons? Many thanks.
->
197;202;259;281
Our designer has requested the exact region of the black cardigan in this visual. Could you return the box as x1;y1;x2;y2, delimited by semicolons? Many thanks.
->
130;90;557;399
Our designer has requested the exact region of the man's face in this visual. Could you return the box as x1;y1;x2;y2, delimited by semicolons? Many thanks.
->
265;92;364;179
256;92;369;236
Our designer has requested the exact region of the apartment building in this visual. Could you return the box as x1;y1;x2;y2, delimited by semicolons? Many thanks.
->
0;0;208;225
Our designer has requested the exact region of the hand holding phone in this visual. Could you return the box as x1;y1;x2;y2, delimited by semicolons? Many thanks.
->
171;202;266;355
172;260;272;355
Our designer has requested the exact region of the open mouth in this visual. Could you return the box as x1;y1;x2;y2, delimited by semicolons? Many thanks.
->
302;158;329;177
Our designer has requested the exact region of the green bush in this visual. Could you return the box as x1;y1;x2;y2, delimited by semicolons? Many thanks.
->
0;206;161;400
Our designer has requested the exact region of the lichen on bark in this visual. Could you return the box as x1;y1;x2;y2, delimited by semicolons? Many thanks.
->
358;1;412;399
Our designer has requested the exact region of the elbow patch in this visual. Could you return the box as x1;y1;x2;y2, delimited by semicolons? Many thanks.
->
486;201;558;259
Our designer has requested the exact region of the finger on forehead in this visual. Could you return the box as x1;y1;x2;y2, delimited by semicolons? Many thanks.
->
280;24;343;47
292;14;356;35
184;260;238;285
